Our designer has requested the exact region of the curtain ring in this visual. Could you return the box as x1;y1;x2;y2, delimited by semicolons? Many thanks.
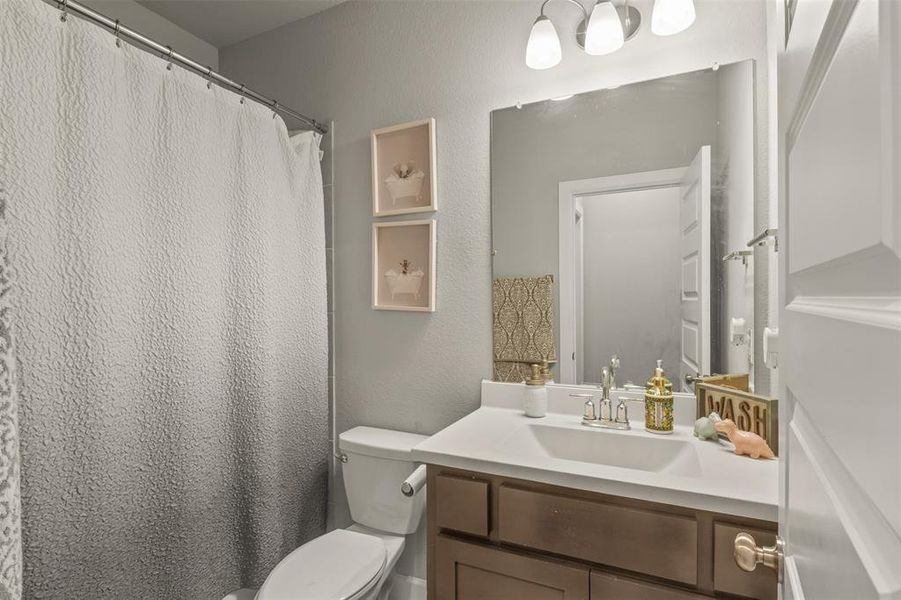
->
114;19;122;47
165;46;175;71
239;84;246;105
206;66;214;89
272;101;279;118
59;0;68;22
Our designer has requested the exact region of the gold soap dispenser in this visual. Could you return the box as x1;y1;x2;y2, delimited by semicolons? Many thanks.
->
644;359;674;434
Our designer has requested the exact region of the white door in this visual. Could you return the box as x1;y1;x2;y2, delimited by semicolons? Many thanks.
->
775;0;901;598
679;146;711;393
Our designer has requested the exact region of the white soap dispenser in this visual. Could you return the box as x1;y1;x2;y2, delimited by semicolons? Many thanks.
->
524;363;548;418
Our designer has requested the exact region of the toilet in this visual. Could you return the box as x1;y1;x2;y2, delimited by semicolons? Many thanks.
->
256;427;428;600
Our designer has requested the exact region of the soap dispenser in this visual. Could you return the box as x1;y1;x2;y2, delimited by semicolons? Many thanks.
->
524;363;548;418
540;360;554;384
644;359;674;434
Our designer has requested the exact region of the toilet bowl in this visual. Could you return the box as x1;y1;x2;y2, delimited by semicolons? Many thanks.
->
256;427;427;600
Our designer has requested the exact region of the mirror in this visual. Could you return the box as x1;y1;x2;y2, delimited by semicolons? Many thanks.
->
491;60;772;394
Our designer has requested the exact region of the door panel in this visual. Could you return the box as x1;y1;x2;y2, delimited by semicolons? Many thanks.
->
589;571;704;599
456;564;568;600
784;301;900;530
786;411;880;600
779;0;901;598
788;0;891;274
435;536;589;600
681;324;699;367
681;256;699;296
679;146;711;392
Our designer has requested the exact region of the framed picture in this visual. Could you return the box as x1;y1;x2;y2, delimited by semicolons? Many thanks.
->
372;220;436;312
371;118;437;216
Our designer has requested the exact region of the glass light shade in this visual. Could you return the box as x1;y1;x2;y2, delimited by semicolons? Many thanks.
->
651;0;696;36
584;1;624;56
526;16;562;70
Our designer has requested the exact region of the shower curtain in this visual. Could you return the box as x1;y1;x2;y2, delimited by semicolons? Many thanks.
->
0;1;329;598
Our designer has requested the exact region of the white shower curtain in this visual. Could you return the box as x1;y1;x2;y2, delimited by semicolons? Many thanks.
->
0;1;328;598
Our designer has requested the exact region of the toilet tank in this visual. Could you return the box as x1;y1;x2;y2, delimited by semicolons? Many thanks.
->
338;427;428;535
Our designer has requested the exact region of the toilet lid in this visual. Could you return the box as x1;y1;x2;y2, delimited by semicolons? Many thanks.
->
256;529;386;600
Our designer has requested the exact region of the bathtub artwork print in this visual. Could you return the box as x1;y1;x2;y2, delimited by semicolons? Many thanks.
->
371;118;437;216
372;220;436;312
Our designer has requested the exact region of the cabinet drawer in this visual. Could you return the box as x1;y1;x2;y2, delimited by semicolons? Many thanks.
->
436;536;589;600
713;522;777;600
497;485;698;585
434;473;490;537
590;571;705;599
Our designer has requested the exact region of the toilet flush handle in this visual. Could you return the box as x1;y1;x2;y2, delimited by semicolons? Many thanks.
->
401;464;427;497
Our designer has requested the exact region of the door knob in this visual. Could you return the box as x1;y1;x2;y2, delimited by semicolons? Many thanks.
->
685;373;701;385
734;532;784;582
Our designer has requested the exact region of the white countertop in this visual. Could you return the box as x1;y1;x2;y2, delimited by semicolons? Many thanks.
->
411;382;778;522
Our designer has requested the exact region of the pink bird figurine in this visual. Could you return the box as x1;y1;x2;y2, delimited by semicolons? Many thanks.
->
714;419;775;459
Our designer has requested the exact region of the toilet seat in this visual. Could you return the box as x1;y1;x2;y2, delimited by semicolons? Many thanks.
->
256;529;387;600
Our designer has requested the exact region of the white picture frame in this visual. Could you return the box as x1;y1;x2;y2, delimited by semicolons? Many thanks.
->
371;118;437;217
372;220;436;312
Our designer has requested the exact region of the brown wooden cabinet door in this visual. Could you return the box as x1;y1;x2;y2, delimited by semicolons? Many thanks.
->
434;536;589;600
589;571;706;600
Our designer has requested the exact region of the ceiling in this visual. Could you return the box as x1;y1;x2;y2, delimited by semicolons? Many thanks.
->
137;0;346;47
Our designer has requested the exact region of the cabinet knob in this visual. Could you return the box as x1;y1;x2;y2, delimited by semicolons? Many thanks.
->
734;532;784;583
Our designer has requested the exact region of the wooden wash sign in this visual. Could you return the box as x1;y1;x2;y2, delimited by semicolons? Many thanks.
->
696;382;779;455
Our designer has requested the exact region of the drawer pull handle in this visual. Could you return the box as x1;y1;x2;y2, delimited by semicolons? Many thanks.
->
733;532;784;583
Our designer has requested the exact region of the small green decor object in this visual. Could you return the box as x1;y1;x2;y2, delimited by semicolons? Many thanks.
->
694;412;721;441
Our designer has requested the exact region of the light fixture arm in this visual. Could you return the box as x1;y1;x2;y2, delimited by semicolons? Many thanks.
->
539;0;589;21
538;0;642;53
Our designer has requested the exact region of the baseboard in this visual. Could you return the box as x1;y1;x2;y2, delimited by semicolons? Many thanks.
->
387;574;426;600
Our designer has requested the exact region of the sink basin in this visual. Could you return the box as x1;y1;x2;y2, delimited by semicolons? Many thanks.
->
495;423;703;478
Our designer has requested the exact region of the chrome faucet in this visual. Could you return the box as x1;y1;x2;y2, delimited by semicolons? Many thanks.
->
575;366;630;430
599;366;613;422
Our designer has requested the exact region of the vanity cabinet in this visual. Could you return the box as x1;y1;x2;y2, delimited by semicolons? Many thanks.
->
427;466;777;600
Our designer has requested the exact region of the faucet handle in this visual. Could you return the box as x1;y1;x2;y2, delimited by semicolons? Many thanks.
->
615;398;629;425
570;393;596;421
615;397;645;425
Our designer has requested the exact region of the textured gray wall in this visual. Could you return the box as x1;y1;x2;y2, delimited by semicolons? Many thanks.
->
78;0;219;69
220;0;769;436
219;0;771;578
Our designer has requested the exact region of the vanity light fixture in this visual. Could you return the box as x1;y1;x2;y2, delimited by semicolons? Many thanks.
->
650;0;696;36
525;0;641;70
526;0;696;69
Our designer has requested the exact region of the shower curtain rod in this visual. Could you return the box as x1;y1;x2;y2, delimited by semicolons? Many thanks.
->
48;0;328;134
